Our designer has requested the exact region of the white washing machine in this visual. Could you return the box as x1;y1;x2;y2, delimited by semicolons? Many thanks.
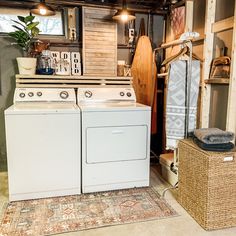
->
77;87;151;193
5;88;81;201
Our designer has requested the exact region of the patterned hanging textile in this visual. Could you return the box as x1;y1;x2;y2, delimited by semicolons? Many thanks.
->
165;60;200;149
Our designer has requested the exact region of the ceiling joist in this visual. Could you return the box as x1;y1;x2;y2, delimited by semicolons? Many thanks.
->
0;0;184;15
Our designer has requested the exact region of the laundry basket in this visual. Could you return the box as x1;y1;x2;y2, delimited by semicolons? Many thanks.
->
177;139;236;230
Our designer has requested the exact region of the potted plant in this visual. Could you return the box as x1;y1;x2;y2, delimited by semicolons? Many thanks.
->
8;15;40;75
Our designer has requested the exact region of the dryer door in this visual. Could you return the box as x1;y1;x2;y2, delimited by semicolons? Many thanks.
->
86;125;148;163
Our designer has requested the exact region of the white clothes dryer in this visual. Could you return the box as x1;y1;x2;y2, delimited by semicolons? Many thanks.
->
77;87;151;193
5;88;81;201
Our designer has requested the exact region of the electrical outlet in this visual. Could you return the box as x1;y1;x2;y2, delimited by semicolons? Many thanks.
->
128;28;134;43
69;27;77;41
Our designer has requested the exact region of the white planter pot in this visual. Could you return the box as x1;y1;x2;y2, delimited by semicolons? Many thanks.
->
16;57;37;75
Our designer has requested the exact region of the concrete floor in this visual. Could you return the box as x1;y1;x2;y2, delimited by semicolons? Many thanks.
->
0;165;236;236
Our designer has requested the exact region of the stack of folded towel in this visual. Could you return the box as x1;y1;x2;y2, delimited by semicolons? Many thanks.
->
193;128;235;152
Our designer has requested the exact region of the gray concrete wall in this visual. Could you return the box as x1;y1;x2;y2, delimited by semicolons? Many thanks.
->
192;0;206;59
0;36;21;171
117;14;164;65
209;85;229;130
193;0;206;37
215;0;235;21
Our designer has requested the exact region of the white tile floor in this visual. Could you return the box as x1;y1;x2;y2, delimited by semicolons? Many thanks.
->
0;166;236;236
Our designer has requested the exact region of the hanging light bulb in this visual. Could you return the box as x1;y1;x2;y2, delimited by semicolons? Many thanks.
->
112;0;136;22
121;13;128;21
30;0;56;16
39;8;47;15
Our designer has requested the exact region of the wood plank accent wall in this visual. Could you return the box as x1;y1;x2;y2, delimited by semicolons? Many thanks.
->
82;7;117;76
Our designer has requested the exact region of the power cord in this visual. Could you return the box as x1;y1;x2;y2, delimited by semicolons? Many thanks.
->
161;181;178;198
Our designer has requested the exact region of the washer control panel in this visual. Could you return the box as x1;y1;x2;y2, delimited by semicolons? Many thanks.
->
60;91;69;99
28;92;34;97
77;87;136;102
14;88;76;103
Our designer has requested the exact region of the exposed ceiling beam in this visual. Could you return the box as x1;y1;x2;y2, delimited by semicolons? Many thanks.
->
0;0;168;15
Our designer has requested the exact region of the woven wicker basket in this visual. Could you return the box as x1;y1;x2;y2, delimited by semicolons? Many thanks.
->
177;139;236;230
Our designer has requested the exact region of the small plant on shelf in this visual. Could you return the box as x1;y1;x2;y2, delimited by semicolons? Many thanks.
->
8;15;40;57
8;15;40;75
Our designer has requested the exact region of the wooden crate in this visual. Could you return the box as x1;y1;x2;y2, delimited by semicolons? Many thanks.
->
178;139;236;230
83;7;117;76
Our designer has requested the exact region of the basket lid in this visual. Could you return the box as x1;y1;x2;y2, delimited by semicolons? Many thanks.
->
160;153;174;166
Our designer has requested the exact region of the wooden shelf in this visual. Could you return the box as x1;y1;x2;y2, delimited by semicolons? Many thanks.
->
16;84;134;88
16;79;132;84
15;74;133;88
212;16;234;33
118;44;134;49
204;78;230;85
157;73;168;78
15;74;132;80
50;41;82;48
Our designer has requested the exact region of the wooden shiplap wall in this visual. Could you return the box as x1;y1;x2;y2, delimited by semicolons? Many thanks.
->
82;7;117;76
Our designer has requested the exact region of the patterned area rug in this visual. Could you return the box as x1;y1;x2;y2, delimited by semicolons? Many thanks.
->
0;187;178;236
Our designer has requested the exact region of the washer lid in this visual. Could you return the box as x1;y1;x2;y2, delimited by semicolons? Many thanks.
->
5;102;80;115
78;102;151;112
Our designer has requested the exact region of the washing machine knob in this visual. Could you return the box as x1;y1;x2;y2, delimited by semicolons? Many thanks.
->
19;92;25;98
85;90;93;98
60;91;69;99
28;92;34;97
37;92;42;97
120;92;125;96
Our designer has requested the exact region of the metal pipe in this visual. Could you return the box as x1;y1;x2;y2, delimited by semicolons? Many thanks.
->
185;41;193;138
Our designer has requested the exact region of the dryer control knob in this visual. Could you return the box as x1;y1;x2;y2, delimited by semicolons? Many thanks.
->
60;91;69;99
28;92;34;97
85;90;93;98
120;92;125;96
19;92;25;98
126;92;132;97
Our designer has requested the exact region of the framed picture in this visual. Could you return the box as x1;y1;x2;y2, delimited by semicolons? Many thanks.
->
171;6;186;40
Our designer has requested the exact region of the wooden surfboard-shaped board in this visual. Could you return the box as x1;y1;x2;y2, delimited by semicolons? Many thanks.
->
131;36;157;134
